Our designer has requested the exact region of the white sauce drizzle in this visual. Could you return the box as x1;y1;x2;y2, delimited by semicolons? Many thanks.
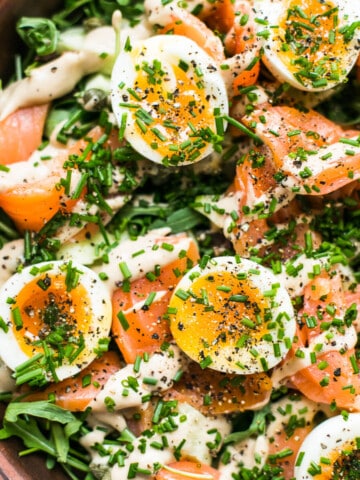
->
90;346;188;412
92;228;192;291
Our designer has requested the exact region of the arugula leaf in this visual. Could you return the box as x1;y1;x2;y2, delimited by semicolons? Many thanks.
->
0;402;89;474
223;404;271;445
151;207;204;233
51;422;69;463
4;401;76;424
0;417;56;456
16;17;59;56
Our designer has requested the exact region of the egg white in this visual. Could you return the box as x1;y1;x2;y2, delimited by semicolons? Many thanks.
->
295;413;360;479
254;0;360;91
111;34;229;165
169;256;296;374
0;260;112;381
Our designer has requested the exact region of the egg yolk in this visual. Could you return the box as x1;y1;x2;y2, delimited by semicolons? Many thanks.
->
169;270;273;371
312;439;360;479
128;58;216;165
274;0;351;89
12;273;92;360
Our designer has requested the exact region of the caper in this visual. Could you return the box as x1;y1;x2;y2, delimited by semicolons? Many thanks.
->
81;88;108;111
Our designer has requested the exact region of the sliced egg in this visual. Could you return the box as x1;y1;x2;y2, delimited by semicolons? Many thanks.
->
0;260;112;382
111;34;228;166
254;0;360;91
168;256;295;374
295;413;360;479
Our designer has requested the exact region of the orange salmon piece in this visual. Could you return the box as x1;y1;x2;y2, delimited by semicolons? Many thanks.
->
242;104;360;195
158;5;225;64
22;351;122;412
111;236;199;364
202;0;236;33
0;105;49;165
242;104;344;166
289;348;360;411
267;419;313;480
0;126;103;232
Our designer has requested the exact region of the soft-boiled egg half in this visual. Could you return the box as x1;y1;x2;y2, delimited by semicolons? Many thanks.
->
111;34;229;166
168;256;295;374
254;0;360;91
295;413;360;479
0;260;112;382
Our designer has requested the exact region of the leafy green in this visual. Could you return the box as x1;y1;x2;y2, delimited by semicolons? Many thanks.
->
0;209;19;248
0;401;89;476
226;462;285;480
0;417;57;456
223;404;271;445
52;0;144;29
16;17;59;56
151;207;204;233
4;401;76;424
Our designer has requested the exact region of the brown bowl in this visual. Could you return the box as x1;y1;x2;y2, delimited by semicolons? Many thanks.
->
0;2;68;478
0;0;62;81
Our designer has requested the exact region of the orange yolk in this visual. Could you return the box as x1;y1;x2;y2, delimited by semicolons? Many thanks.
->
12;273;92;358
170;271;271;368
132;63;214;164
313;439;360;479
275;0;350;88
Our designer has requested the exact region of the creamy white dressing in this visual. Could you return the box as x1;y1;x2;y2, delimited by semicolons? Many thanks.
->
0;143;68;193
121;290;168;315
90;346;188;412
0;52;103;120
275;254;355;297
0;358;16;392
0;16;153;120
92;228;193;291
229;85;270;119
0;239;25;287
107;402;230;479
219;435;268;479
281;135;360;180
197;189;243;230
271;323;357;389
265;395;331;447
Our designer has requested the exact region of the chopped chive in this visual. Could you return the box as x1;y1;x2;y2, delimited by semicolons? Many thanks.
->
0;316;9;333
216;285;232;292
175;289;190;301
144;292;156;307
12;307;23;330
161;242;174;252
143;377;158;385
133;355;142;373
117;311;129;331
119;261;132;280
82;374;92;388
223;115;263;144
229;294;248;302
151;128;167;141
200;356;213;369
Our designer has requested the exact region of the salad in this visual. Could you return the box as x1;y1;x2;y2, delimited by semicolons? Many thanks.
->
0;0;360;479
